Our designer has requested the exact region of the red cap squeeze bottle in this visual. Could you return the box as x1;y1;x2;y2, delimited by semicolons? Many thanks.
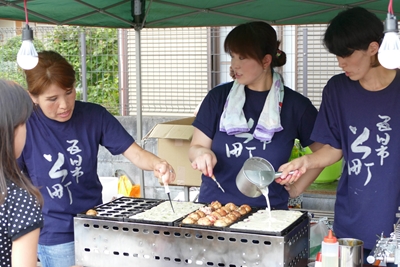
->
315;251;322;267
321;230;339;267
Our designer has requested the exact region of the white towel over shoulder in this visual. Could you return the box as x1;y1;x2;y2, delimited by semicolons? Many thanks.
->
219;71;284;141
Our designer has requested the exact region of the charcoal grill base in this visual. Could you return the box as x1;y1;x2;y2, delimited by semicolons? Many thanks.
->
74;216;309;267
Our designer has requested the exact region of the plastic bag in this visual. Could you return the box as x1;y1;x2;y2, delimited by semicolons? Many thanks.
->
118;175;140;197
309;218;330;259
289;139;306;161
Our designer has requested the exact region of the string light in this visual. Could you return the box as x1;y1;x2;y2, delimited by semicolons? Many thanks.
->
16;0;38;70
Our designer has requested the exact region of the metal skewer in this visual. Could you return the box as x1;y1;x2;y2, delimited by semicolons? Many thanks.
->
161;171;175;213
164;183;175;213
211;175;225;193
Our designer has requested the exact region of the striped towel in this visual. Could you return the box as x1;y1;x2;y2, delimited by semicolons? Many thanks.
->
219;71;284;141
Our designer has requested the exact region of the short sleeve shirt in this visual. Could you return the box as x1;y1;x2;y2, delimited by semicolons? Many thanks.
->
194;82;318;208
0;182;43;266
311;71;400;249
18;101;135;245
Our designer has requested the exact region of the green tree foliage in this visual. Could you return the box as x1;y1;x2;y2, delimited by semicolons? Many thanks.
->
0;35;45;87
0;26;120;115
47;26;120;115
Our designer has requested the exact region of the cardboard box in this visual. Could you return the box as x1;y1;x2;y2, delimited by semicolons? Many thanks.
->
143;117;201;187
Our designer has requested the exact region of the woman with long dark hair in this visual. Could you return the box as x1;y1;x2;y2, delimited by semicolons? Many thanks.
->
0;80;43;267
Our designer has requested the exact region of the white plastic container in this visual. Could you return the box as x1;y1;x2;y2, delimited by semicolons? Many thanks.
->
321;229;339;267
99;176;119;203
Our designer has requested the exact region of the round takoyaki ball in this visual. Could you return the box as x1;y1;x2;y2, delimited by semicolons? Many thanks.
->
220;206;230;214
226;212;238;221
222;216;233;225
237;207;247;215
188;212;201;221
231;210;242;218
196;210;206;218
197;217;212;226
215;208;227;216
182;217;196;224
214;219;228;227
225;202;238;211
240;204;252;213
86;209;97;216
200;206;213;215
211;200;222;210
211;211;222;219
206;214;217;224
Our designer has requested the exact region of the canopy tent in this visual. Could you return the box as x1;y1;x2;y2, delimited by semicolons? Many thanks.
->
1;0;398;197
0;0;398;29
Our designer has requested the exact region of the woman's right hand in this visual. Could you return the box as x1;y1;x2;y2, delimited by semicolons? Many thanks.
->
276;156;310;185
189;128;217;177
277;143;341;186
191;150;217;177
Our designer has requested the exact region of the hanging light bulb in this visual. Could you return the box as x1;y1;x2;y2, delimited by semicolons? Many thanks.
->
378;1;400;70
16;0;38;70
17;24;38;70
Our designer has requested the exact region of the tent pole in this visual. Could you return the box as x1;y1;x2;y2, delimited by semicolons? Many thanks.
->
80;31;87;101
118;29;129;115
302;28;308;97
135;30;142;147
135;27;145;198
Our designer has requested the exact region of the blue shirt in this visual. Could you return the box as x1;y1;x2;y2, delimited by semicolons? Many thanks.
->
194;81;318;209
18;101;134;245
312;71;400;249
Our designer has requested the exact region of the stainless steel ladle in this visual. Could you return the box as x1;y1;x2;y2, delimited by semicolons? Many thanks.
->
236;157;294;197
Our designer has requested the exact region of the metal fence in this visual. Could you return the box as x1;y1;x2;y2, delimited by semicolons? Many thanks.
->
0;24;343;116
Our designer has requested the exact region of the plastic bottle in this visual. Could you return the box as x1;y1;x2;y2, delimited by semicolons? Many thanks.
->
321;229;339;267
315;251;322;267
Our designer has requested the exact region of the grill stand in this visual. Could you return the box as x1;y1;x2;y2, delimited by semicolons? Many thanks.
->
74;216;309;266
